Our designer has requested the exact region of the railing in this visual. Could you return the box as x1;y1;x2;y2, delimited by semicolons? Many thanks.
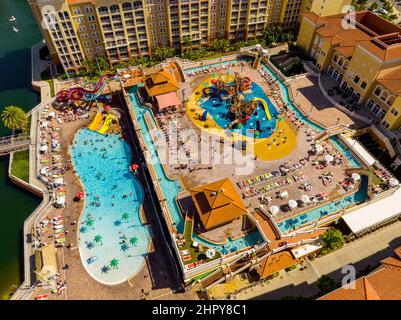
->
0;134;30;156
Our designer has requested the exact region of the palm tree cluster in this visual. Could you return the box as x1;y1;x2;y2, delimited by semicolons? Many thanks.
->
319;228;345;255
1;106;27;131
262;25;295;47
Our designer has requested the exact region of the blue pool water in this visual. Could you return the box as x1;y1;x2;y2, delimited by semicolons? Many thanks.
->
199;82;279;138
260;62;362;168
71;129;151;285
183;56;251;75
277;176;369;233
129;87;264;254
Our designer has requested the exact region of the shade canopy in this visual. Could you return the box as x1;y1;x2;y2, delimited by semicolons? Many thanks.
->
155;92;180;110
40;145;48;152
301;195;310;203
351;173;361;181
269;205;279;215
48;111;56;118
324;154;334;162
54;177;64;185
56;197;65;205
288;199;298;208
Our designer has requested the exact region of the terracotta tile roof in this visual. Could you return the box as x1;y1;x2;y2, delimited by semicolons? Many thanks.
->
306;10;401;62
144;71;179;97
256;250;297;278
377;66;401;95
190;178;247;230
66;0;94;4
319;246;401;300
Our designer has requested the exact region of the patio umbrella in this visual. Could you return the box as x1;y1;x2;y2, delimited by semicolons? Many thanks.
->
288;199;298;209
205;249;216;259
54;177;64;185
76;192;84;200
104;105;111;111
389;178;399;187
301;195;310;203
315;144;323;154
255;44;262;50
269;205;279;215
56;197;65;206
131;164;139;171
351;173;361;181
278;117;284;122
48;111;56;118
40;167;48;175
40;145;48;152
324;154;334;163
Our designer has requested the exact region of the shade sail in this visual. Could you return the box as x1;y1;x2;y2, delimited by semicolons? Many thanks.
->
155;92;180;110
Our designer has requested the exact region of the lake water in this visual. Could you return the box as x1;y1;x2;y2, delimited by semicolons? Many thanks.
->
0;0;42;299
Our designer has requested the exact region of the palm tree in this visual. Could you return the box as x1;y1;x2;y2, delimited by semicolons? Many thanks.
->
129;236;138;247
320;229;345;252
121;243;129;252
79;226;87;234
114;219;122;227
122;212;130;223
219;39;230;53
101;265;110;274
86;241;94;250
86;219;95;229
1;106;27;131
110;258;119;269
182;35;192;53
93;234;103;245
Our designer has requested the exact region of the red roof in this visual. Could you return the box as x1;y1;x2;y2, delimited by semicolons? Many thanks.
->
155;92;180;110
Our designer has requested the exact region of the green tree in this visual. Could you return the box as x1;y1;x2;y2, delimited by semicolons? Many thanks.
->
110;258;120;269
317;275;336;293
320;229;345;254
211;39;221;52
122;212;130;223
93;234;103;245
1;106;27;131
153;46;176;62
129;236;138;246
182;35;192;53
219;39;230;53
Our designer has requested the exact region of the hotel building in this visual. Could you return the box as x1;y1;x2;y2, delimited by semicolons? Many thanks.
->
29;0;350;74
297;10;401;133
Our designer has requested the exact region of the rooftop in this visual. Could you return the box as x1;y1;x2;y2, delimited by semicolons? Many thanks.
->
304;11;401;62
319;246;401;300
144;71;179;97
377;65;401;95
190;178;247;230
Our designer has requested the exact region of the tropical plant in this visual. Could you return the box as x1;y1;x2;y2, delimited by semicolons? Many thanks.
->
86;219;95;229
86;241;95;250
114;219;122;227
153;46;176;62
182;35;192;53
79;226;87;234
319;229;345;254
317;275;336;293
93;234;103;245
110;258;119;269
129;236;138;246
122;212;130;222
101;265;110;274
121;243;129;252
1;106;27;131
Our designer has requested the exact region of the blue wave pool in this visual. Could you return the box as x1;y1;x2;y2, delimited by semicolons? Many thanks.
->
71;129;151;285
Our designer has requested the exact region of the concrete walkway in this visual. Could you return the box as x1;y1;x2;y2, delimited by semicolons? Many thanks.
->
232;221;401;300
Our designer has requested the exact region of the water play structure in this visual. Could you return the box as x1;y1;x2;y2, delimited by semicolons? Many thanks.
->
56;74;118;103
194;72;276;139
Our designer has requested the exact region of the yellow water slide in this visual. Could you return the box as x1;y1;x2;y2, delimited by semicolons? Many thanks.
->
98;114;115;134
253;98;272;121
88;113;104;131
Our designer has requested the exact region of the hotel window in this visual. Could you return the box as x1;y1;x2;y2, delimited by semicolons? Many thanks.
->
374;86;382;96
382;120;390;129
387;96;395;106
391;108;399;117
353;75;360;84
361;81;367;89
72;8;81;15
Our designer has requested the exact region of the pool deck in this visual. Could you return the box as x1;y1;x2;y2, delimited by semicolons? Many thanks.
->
23;98;197;300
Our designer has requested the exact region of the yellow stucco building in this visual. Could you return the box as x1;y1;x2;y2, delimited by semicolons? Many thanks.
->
29;0;350;74
297;10;401;132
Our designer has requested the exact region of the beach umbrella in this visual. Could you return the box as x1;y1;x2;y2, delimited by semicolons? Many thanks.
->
351;173;361;181
301;195;310;203
278;117;284;122
40;167;48;175
48;111;56;118
389;178;399;187
131;163;139;171
269;205;279;215
104;105;111;111
54;177;64;185
56;197;65;206
324;154;334;163
254;131;260;138
315;144;323;154
40;145;48;152
76;191;84;200
205;248;216;259
288;199;298;209
255;44;262;50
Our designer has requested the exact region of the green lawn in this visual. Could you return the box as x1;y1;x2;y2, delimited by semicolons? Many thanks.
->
11;150;30;182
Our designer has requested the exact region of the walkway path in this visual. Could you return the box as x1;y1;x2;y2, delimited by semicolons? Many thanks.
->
232;221;401;300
